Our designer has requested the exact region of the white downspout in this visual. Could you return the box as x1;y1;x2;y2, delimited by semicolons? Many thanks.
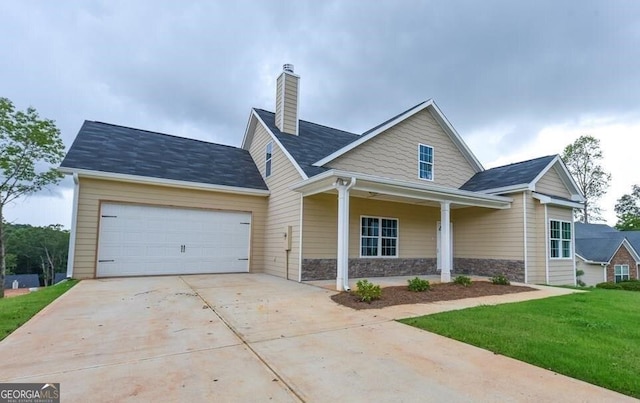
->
544;204;549;284
66;173;80;278
523;193;528;284
336;177;356;291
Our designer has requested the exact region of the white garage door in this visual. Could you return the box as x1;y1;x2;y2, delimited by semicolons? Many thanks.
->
97;203;251;277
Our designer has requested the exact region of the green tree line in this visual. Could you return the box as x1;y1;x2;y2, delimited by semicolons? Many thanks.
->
4;222;68;286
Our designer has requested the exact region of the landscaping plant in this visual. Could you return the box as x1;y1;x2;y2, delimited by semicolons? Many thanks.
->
453;275;472;287
596;280;640;291
490;274;510;285
355;279;382;303
407;277;430;292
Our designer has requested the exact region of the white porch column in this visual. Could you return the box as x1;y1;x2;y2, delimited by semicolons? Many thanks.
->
336;178;355;291
440;201;452;282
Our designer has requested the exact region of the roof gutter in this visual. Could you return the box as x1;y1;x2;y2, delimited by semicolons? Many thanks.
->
58;167;271;197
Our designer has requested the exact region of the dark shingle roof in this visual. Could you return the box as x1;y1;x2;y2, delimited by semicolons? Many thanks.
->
575;222;619;239
253;109;360;177
575;236;626;263
622;231;640;256
4;274;40;289
574;223;640;262
54;273;68;284
61;121;268;190
460;155;556;192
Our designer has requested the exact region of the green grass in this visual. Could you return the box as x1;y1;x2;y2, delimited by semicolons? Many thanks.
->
399;289;640;398
0;280;78;341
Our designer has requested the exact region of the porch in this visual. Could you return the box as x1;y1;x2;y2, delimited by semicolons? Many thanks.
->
292;171;515;291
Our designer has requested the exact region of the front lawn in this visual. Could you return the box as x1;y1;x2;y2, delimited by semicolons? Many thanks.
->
0;280;78;341
399;289;640;398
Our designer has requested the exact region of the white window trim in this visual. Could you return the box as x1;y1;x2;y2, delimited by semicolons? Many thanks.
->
418;143;434;182
614;264;630;283
549;219;572;260
265;141;273;178
359;215;399;258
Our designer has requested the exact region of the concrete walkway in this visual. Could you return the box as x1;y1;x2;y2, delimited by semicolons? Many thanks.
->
0;274;633;402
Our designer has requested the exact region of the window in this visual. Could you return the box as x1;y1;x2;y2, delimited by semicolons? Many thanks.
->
614;264;630;283
265;142;273;177
360;216;398;257
549;220;572;259
418;144;434;180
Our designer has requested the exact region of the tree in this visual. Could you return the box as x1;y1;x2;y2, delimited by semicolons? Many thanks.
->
0;98;65;297
614;184;640;230
561;135;611;223
3;222;69;282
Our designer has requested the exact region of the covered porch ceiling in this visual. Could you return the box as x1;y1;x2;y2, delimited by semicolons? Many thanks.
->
290;170;512;209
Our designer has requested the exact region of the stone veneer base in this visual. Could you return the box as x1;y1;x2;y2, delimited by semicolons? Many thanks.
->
301;257;525;282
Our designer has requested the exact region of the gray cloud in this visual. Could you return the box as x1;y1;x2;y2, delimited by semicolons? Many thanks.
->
1;0;639;211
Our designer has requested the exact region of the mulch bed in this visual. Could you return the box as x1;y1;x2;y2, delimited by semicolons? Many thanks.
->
331;281;537;310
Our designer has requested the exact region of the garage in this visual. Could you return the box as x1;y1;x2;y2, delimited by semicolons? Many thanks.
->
96;203;251;277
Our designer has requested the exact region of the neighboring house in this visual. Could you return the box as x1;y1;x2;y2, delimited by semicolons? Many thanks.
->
3;274;40;289
60;64;585;290
53;273;68;284
575;223;640;285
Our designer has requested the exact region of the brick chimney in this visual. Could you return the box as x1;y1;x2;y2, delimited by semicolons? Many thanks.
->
275;64;300;135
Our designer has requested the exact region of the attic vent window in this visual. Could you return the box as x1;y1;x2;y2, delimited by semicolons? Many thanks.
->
418;144;434;181
265;142;273;177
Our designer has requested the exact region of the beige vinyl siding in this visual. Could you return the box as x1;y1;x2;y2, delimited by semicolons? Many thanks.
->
451;194;524;260
528;200;549;284
72;178;267;279
547;205;575;285
282;74;299;134
302;193;440;259
302;193;337;258
248;122;302;279
524;192;545;284
327;109;476;188
535;166;572;198
577;259;605;286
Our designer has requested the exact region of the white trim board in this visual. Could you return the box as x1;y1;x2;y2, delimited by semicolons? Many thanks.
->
251;110;308;179
58;167;271;197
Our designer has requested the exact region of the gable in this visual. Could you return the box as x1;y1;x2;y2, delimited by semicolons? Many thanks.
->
245;109;359;178
247;120;304;184
534;164;572;199
326;109;477;188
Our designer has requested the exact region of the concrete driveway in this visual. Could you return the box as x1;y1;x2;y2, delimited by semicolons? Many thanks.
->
0;274;633;402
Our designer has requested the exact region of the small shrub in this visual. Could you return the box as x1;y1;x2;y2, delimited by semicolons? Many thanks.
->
355;279;382;302
596;282;621;290
453;275;472;287
595;280;640;291
407;277;430;292
490;274;511;286
620;280;640;292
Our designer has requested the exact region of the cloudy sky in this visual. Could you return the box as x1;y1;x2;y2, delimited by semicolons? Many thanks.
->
1;0;639;228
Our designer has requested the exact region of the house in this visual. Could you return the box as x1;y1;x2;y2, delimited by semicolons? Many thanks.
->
60;64;585;290
3;274;40;289
575;223;640;285
53;272;68;284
